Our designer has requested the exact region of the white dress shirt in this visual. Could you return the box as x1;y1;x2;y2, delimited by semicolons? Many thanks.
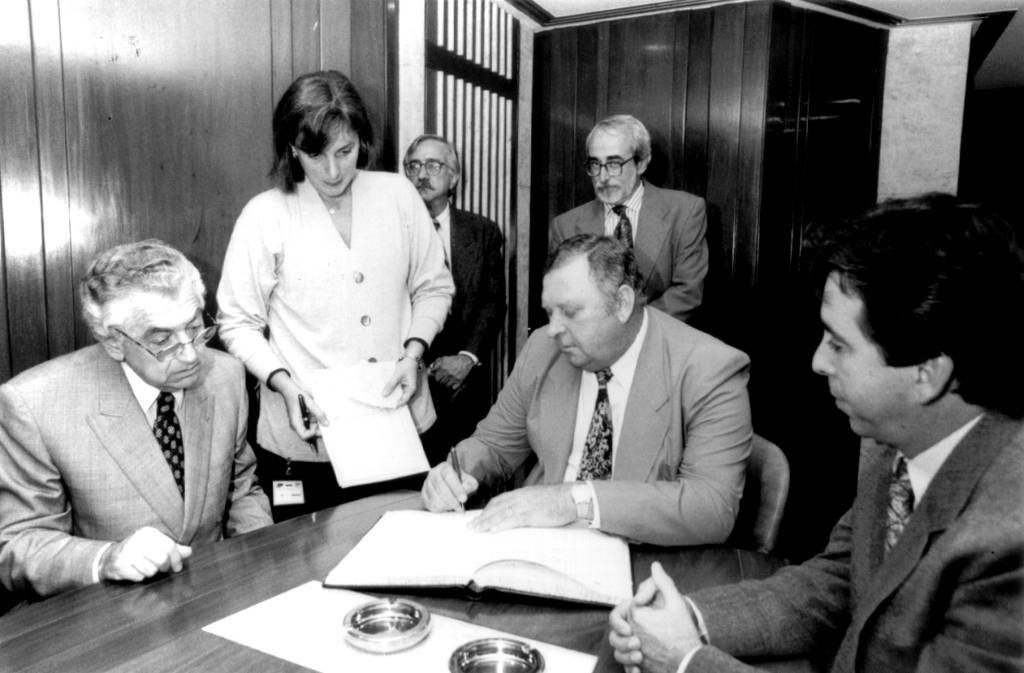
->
563;310;649;528
603;181;645;240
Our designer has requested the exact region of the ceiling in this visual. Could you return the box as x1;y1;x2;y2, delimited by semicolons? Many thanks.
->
515;0;1023;89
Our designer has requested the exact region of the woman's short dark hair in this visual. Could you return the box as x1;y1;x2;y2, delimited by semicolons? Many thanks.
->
270;70;375;192
807;193;1024;417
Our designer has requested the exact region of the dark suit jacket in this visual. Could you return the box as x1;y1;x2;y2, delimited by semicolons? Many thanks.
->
424;207;506;436
0;346;272;598
456;308;752;546
549;181;708;322
687;413;1024;672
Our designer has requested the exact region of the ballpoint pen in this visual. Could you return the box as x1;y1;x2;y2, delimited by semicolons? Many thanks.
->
297;394;319;454
449;447;465;512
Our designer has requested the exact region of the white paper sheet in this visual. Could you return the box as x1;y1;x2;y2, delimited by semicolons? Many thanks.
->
203;582;598;672
307;362;429;487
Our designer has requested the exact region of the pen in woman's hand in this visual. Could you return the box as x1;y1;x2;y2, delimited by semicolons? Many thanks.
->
449;448;465;512
297;394;319;454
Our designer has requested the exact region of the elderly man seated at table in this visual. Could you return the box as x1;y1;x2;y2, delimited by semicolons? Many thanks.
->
610;194;1024;672
0;240;272;599
422;234;751;546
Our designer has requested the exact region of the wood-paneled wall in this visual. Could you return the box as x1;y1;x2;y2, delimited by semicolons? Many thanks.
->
0;0;396;382
531;1;886;560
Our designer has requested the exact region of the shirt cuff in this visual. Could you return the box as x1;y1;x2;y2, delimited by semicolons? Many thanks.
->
586;480;601;529
457;350;480;366
92;542;114;583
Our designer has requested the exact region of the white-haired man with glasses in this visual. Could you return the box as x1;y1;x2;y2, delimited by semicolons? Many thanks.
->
550;114;709;323
0;240;272;600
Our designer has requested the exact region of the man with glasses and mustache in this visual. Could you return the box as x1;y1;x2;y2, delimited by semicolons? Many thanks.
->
403;134;506;466
550;115;709;323
0;240;271;599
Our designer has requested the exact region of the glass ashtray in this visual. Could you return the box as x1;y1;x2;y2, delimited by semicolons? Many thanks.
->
449;637;545;672
342;597;431;653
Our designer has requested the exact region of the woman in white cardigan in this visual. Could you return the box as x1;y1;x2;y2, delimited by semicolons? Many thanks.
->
217;71;453;520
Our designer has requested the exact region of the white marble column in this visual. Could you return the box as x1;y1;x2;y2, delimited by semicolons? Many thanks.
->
877;22;972;200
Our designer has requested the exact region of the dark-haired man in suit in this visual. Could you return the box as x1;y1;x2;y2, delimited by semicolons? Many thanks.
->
0;240;272;599
610;194;1024;672
403;134;507;465
550;114;708;323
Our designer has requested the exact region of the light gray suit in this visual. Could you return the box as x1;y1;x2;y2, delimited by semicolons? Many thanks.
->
687;413;1024;672
456;307;752;546
549;181;709;322
0;345;272;598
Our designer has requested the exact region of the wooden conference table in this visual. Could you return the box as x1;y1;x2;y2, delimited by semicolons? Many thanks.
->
0;491;818;672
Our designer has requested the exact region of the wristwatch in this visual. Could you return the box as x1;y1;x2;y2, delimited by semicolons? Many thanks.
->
570;482;594;522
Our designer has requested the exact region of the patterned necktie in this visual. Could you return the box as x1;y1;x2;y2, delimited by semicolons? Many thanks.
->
577;369;614;481
884;454;914;554
433;219;450;270
154;392;185;498
612;205;633;248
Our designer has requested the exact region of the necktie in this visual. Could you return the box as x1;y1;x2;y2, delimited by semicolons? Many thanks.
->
577;369;614;481
433;219;450;270
154;392;185;498
884;454;914;554
612;205;633;248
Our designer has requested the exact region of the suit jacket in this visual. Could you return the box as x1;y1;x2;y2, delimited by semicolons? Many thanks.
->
456;307;752;546
687;413;1024;672
425;206;506;369
0;345;272;598
549;181;709;322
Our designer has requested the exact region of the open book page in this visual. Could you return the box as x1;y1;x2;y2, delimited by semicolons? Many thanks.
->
307;363;429;487
324;510;633;606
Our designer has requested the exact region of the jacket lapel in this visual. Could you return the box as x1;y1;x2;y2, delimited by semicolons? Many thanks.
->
86;358;185;537
573;200;607;237
538;356;581;483
633;182;670;292
449;208;473;301
180;374;213;541
613;309;671;481
849;414;1018;649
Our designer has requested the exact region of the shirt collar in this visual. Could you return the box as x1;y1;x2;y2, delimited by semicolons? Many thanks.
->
121;362;184;416
607;308;648;385
434;203;452;230
603;180;645;215
903;413;984;502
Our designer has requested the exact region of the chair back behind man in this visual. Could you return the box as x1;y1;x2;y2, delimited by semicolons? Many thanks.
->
727;434;790;554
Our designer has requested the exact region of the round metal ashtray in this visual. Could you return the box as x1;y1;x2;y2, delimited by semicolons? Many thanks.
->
448;637;545;673
342;597;431;653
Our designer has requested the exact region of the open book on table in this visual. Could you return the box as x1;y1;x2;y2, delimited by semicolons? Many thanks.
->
323;510;634;607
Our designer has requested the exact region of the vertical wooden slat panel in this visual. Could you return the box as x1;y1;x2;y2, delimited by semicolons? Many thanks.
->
271;0;295;105
573;26;599;208
683;10;712;199
320;0;351;74
669;12;691;190
0;0;48;377
350;0;388;168
31;0;76;359
291;0;321;76
736;1;771;298
607;15;675;187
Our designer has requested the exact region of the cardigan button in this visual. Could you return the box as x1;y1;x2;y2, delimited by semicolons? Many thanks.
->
353;272;364;283
360;315;371;326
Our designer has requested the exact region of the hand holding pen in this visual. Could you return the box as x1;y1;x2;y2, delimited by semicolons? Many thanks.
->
298;394;319;454
449;448;465;512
